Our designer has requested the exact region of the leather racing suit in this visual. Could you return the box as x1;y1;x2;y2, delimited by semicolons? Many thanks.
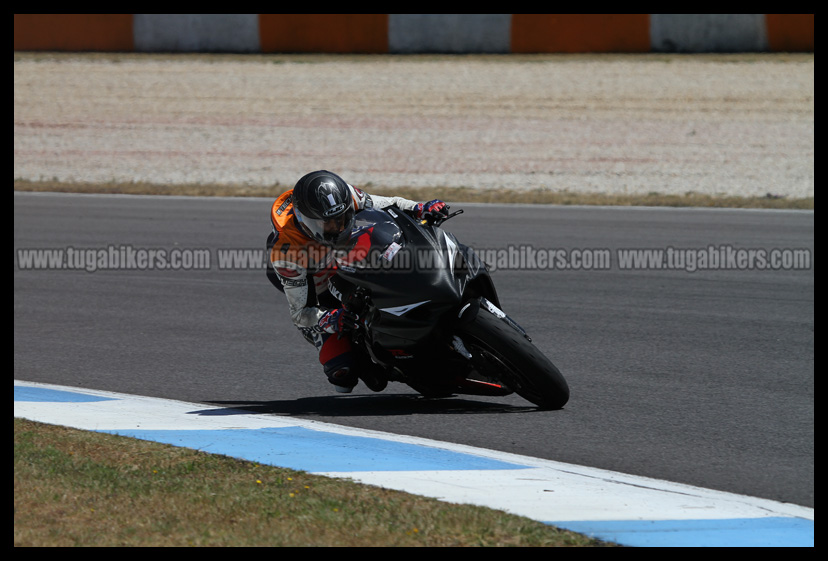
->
266;184;422;391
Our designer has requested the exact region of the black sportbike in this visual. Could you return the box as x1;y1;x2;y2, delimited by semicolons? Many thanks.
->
327;205;569;410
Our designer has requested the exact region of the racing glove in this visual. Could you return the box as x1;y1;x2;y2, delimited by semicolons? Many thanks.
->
415;199;450;223
318;308;360;335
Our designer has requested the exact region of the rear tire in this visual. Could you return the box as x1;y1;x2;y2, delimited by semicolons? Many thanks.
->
457;309;569;409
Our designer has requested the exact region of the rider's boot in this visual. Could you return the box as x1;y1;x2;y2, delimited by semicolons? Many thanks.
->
328;366;358;393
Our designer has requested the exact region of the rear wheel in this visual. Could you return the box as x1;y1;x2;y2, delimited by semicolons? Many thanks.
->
457;309;569;409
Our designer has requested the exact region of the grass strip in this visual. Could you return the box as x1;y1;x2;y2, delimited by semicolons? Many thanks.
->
14;418;613;547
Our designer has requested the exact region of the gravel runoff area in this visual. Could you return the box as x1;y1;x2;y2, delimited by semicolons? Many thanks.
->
14;53;814;199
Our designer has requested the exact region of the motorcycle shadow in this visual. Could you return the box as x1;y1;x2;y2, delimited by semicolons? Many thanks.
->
200;392;540;418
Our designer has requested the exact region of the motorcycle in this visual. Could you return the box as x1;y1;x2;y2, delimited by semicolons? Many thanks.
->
327;205;569;410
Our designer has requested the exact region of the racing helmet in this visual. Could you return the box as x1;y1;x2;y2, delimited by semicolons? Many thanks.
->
292;170;356;247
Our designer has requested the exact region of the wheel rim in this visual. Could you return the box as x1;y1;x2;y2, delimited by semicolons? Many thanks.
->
467;343;542;400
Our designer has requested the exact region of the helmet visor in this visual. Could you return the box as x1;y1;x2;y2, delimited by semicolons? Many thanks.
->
296;206;355;247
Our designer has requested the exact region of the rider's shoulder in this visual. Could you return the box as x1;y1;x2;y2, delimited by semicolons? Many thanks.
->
348;184;372;210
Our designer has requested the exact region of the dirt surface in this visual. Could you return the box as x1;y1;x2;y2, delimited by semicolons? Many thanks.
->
14;53;814;199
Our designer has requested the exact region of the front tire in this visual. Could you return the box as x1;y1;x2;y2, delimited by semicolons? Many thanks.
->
457;309;569;409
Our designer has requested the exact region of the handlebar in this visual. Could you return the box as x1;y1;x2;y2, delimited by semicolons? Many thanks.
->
420;208;464;226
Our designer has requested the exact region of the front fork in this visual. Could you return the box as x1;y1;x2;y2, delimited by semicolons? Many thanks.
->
450;297;532;362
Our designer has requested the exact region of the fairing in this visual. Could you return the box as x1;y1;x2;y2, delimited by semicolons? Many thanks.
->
330;207;498;351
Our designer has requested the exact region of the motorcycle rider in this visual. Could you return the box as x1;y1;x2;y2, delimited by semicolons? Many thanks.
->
267;170;449;393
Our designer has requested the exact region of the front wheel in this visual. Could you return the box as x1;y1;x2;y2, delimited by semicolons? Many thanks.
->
457;309;569;409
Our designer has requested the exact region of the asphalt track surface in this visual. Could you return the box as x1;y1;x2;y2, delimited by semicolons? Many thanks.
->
14;191;814;509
